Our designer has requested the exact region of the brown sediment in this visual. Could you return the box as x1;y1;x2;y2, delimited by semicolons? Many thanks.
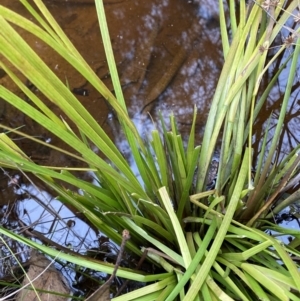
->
140;18;202;115
15;250;71;301
45;0;127;4
121;22;161;94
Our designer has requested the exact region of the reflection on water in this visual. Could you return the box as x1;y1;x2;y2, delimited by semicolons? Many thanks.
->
252;26;300;164
0;174;120;296
1;174;98;248
0;0;222;141
270;204;300;246
14;183;98;252
1;1;299;155
1;0;300;291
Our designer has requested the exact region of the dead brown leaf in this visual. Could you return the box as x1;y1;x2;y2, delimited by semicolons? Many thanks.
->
86;283;111;301
15;250;71;301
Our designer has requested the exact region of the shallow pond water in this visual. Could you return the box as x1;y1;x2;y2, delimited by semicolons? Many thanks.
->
0;0;223;296
1;0;222;143
1;0;300;298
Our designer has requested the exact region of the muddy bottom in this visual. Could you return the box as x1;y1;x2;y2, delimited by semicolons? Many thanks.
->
0;0;222;148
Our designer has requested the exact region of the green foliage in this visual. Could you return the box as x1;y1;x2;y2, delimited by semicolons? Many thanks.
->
0;0;300;300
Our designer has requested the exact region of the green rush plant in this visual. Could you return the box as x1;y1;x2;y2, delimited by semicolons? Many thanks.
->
0;0;300;300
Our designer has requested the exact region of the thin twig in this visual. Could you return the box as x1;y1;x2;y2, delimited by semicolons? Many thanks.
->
85;230;130;301
115;246;148;297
